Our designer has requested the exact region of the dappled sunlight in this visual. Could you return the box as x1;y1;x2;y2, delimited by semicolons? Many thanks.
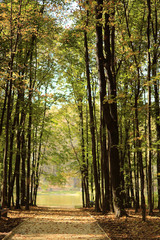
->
13;234;106;239
8;208;109;240
90;209;160;240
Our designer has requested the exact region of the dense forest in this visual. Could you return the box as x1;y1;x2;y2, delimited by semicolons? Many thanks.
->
0;0;160;221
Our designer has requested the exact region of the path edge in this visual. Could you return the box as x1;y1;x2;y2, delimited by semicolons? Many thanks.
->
87;211;111;240
3;219;30;240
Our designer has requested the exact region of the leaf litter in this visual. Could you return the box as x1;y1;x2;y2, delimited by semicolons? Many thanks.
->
0;207;160;239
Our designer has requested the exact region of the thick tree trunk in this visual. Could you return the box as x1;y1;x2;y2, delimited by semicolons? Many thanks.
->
105;110;123;216
95;0;124;216
95;1;108;212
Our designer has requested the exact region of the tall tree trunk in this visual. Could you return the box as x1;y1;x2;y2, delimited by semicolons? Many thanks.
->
2;54;13;208
21;129;26;206
32;126;38;206
26;52;33;210
135;97;146;221
20;88;26;206
84;28;101;211
2;0;22;207
85;103;90;207
151;0;160;211
128;144;135;208
119;119;125;206
144;90;149;205
0;81;9;136
147;0;153;215
31;129;36;206
123;0;145;220
92;79;101;198
15;92;21;209
78;99;90;207
133;119;139;212
82;177;85;208
8;97;19;207
99;82;110;212
95;0;124;216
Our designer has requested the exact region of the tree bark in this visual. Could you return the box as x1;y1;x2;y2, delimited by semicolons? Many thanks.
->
84;28;101;211
0;80;9;136
26;50;33;210
147;0;153;215
95;0;124;216
78;99;90;207
85;103;90;207
151;0;160;211
15;92;21;209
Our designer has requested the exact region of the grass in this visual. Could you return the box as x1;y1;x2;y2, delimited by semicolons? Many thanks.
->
38;190;82;195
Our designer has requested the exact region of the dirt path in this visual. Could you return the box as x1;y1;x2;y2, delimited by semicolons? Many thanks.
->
4;208;109;240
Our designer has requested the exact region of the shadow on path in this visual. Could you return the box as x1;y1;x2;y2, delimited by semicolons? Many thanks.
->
4;208;109;240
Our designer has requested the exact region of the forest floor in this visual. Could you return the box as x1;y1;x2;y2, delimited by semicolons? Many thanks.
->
0;206;160;239
88;208;160;239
